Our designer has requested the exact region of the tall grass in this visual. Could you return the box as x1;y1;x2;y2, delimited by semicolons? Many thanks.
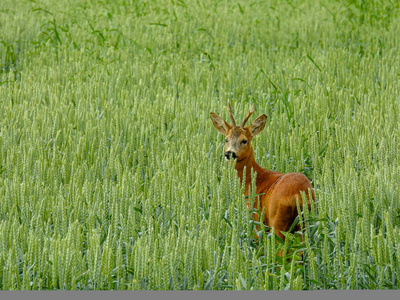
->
1;0;400;290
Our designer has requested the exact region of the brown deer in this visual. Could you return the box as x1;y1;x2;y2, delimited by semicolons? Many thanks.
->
210;101;315;244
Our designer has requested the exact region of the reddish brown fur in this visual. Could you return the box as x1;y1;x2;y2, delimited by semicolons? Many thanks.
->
210;105;315;242
236;145;315;240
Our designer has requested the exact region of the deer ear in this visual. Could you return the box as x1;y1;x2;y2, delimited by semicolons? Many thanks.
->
249;114;267;136
210;112;231;135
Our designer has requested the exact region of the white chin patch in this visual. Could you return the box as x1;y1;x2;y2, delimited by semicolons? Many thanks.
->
225;157;237;162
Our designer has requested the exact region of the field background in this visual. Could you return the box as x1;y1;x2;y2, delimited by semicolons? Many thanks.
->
1;0;400;290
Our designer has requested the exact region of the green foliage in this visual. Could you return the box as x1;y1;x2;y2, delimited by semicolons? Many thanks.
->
1;0;400;290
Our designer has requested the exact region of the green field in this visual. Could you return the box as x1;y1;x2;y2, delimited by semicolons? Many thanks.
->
1;0;400;290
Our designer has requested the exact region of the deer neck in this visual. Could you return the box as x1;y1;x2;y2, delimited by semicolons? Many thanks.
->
235;147;264;195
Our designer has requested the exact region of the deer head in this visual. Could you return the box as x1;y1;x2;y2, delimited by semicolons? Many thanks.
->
210;101;267;162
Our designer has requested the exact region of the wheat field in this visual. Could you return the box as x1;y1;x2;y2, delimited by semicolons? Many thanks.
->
1;0;400;290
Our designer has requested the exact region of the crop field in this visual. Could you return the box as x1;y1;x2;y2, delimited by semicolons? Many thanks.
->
1;0;400;290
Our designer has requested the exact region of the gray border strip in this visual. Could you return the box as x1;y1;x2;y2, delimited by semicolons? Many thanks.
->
0;290;399;300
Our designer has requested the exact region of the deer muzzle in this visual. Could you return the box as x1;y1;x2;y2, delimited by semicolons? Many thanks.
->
225;151;237;160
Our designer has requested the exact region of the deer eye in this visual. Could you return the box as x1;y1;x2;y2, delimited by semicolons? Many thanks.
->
241;140;247;145
225;138;228;143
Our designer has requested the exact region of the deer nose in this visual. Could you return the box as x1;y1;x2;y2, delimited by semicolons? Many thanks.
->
225;151;237;160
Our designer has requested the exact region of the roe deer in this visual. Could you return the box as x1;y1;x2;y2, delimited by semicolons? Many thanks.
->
210;102;315;243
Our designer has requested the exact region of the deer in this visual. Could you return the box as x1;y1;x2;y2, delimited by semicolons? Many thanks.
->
210;101;315;248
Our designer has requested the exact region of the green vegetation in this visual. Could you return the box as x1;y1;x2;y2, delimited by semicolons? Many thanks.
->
1;0;400;290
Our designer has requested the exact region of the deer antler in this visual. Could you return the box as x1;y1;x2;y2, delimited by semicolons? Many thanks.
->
227;100;236;127
240;104;255;127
